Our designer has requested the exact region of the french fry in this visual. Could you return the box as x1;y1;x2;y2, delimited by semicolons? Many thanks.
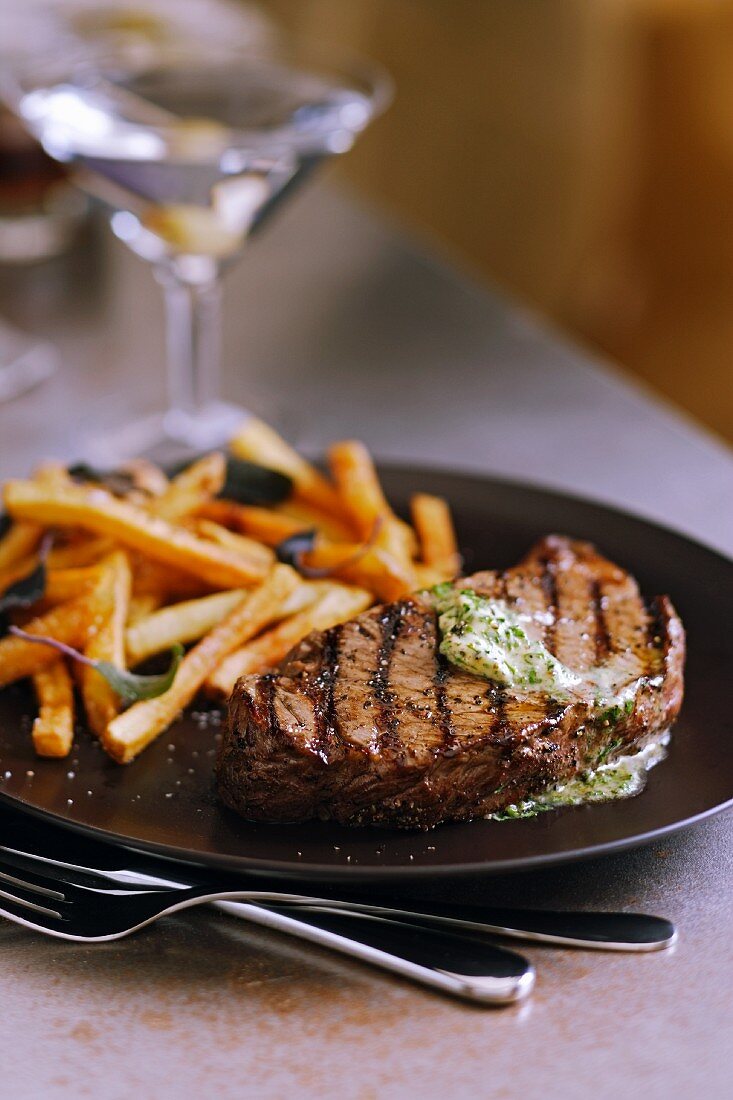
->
33;462;73;489
411;493;462;578
1;550;102;613
47;536;115;569
0;555;39;598
0;520;43;571
197;500;308;546
126;588;246;666
328;440;417;578
152;452;226;521
129;554;212;602
122;459;169;498
229;417;343;519
272;501;354;543
125;580;318;667
206;583;372;697
192;519;275;568
299;539;414;602
4;480;269;589
27;565;105;612
32;660;75;758
0;596;93;688
127;593;164;626
81;551;132;738
103;564;300;763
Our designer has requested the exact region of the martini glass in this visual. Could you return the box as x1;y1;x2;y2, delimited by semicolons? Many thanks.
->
3;31;390;461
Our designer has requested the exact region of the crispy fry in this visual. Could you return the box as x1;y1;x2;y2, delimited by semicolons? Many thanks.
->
81;551;132;738
126;588;246;666
27;565;105;612
192;519;274;568
206;583;372;697
153;452;226;521
0;596;93;688
0;520;43;571
229;417;343;518
197;500;307;546
328;440;417;576
125;580;318;667
327;439;389;537
127;593;164;625
122;459;169;497
411;493;462;578
128;554;212;602
2;550;102;614
4;480;269;589
33;462;72;489
272;501;354;543
104;564;300;762
299;539;413;602
47;536;115;569
32;660;75;758
0;554;39;598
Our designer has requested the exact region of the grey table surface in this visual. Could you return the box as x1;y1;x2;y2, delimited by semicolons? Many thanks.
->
0;185;731;1099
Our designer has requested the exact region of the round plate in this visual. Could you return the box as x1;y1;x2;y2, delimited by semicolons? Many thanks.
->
1;466;731;881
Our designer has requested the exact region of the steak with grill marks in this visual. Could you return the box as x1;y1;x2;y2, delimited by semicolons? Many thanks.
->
217;535;685;829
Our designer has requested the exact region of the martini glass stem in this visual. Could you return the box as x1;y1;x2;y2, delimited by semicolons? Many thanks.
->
157;263;223;422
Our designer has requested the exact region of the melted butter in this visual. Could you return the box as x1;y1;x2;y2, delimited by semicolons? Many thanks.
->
432;586;583;694
428;585;670;817
431;586;649;711
491;731;670;819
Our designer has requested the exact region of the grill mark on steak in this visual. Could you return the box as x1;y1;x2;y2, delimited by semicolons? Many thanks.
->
372;602;406;752
433;649;455;749
310;625;342;759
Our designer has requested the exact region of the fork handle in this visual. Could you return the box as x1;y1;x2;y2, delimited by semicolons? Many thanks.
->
214;900;534;1005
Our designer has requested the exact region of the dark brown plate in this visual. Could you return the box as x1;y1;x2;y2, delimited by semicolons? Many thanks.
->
1;466;731;881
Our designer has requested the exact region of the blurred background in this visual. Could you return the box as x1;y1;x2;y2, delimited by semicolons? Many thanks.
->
2;0;733;445
259;0;733;446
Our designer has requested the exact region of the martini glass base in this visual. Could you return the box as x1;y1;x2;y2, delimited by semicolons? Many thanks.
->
82;401;249;466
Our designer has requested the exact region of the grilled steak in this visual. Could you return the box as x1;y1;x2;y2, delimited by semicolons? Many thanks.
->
217;536;685;829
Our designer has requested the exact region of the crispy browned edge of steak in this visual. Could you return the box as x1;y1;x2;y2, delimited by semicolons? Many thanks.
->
216;538;686;830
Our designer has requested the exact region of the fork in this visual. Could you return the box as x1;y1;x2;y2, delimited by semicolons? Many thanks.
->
0;828;677;953
0;853;535;1005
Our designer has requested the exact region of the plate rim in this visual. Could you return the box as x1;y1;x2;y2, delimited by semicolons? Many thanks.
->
2;461;732;880
1;788;731;881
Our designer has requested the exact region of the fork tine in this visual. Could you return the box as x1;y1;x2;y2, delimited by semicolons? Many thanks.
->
0;877;67;921
0;899;75;938
0;841;185;892
0;863;64;901
0;855;72;898
0;844;121;891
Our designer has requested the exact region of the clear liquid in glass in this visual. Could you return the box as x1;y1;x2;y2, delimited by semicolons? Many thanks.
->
16;57;372;267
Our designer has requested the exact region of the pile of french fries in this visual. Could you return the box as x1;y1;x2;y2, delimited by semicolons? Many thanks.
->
0;419;461;765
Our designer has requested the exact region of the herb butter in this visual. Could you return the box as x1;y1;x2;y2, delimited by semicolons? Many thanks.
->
430;585;647;713
491;732;670;819
431;585;582;695
428;584;669;816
